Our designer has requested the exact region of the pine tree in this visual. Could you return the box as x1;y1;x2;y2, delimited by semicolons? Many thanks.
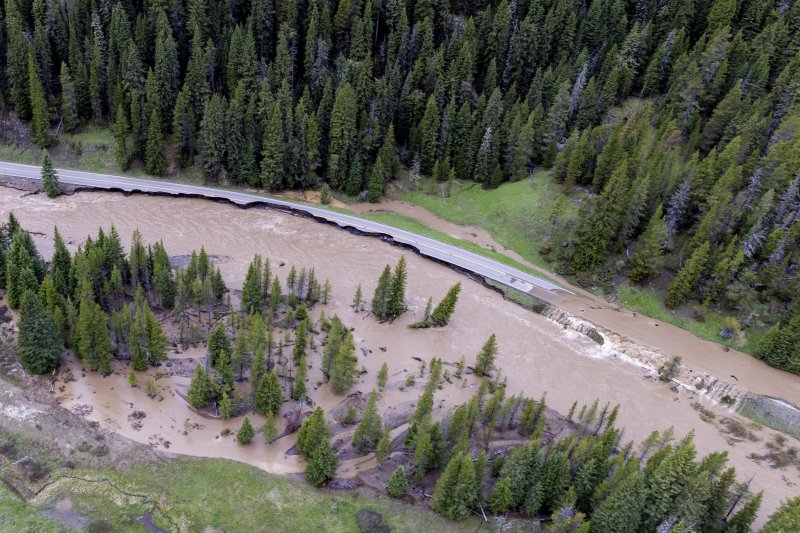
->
371;266;392;320
187;364;211;408
761;495;800;532
327;82;357;189
78;298;114;374
263;411;278;443
113;103;130;170
60;63;79;133
293;352;308;401
292;319;308;363
208;325;232;368
330;331;358;395
387;466;408;497
199;94;227;180
589;472;645;533
666;242;711;308
387;256;407;319
377;361;389;389
41;153;60;198
17;291;62;374
145;108;166;175
51;228;72;299
430;283;461;327
237;416;255;444
28;54;50;148
375;425;392;465
490;476;514;514
629;205;668;282
255;370;283;415
417;96;441;175
297;407;330;457
726;491;762;533
353;390;383;452
241;256;264;314
306;439;338;486
474;334;498;377
431;452;477;520
218;392;232;419
260;101;285;191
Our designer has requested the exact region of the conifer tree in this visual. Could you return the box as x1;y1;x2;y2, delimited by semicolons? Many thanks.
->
375;425;392;465
330;331;358;395
260;101;285;191
51;228;72;299
145;108;166;175
726;491;762;533
761;495;800;532
28;54;50;148
237;416;255;444
474;334;498;377
77;297;114;374
297;407;330;457
353;390;383;452
327;82;357;190
241;256;264;314
430;283;461;327
293;352;308;401
17;291;62;374
387;256;407;319
263;411;278;443
666;242;711;308
387;466;408;497
490;476;514;514
377;361;388;389
199;94;227;179
218;392;232;419
371;266;392;320
41;153;60;198
208;325;232;367
113;104;130;169
306;439;338;486
431;452;477;520
417;96;441;175
60;63;79;133
187;364;211;408
255;370;283;416
589;472;645;532
629;205;668;282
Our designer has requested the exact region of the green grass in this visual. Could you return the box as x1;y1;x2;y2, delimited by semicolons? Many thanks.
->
397;172;575;269
616;283;760;352
40;458;476;532
0;483;61;532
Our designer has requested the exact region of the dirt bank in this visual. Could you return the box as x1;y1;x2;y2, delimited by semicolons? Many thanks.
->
2;187;798;526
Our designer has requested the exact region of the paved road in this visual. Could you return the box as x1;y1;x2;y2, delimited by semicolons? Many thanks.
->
0;161;569;297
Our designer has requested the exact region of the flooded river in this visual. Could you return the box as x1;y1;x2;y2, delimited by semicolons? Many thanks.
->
3;187;798;524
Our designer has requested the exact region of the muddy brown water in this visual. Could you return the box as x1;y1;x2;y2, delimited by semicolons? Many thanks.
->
3;187;798;525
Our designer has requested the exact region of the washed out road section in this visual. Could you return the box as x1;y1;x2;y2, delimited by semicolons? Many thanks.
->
0;161;567;299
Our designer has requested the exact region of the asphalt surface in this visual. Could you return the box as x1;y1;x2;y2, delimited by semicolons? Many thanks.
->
0;161;569;298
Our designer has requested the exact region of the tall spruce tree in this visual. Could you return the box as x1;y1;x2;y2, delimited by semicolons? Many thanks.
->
40;153;59;198
353;389;383;452
18;291;62;374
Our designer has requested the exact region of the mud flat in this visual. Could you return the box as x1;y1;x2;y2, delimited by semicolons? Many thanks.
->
2;186;799;525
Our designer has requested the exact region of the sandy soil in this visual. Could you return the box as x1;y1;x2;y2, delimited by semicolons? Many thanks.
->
2;187;798;526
